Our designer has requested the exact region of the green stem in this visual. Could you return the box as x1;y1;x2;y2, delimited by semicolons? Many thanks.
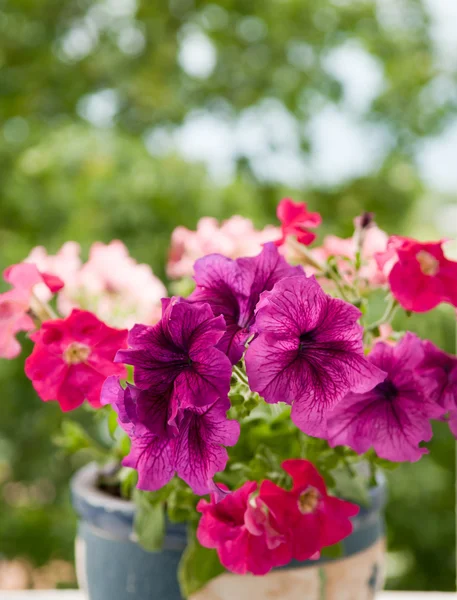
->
367;295;399;332
232;364;249;386
31;292;59;322
287;237;326;272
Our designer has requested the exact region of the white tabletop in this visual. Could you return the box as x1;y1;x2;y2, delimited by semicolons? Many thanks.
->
1;593;455;599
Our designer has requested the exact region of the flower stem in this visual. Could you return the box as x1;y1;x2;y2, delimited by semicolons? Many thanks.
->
367;295;399;332
30;293;59;323
233;363;249;386
287;237;326;272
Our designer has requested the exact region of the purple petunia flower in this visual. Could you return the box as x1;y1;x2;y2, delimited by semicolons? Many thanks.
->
327;333;441;462
245;276;386;437
115;297;232;418
102;376;240;495
190;243;303;364
420;340;457;412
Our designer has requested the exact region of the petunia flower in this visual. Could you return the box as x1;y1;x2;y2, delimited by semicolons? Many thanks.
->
245;276;386;437
375;236;457;312
259;460;359;561
275;198;322;247
420;340;457;412
25;309;127;411
327;333;441;462
26;241;167;328
0;263;64;359
25;242;82;303
196;481;292;575
102;376;240;495
116;297;232;420
167;216;281;280
190;243;303;364
196;459;359;575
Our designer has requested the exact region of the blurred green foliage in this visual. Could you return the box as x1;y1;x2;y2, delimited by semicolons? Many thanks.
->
0;0;456;592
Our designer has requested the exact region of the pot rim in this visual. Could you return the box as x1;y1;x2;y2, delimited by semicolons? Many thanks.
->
71;462;135;515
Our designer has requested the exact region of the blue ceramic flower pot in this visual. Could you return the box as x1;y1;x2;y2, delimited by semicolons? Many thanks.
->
71;463;387;600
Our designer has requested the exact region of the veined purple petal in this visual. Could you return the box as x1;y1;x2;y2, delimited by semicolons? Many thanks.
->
116;298;232;411
124;434;175;492
175;398;240;495
174;347;232;410
246;276;385;437
327;386;433;462
327;334;440;462
191;244;303;364
420;340;457;411
101;376;137;436
162;298;226;352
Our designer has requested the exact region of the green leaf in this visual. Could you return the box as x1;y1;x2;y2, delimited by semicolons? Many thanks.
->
321;542;343;559
107;408;119;439
119;467;137;499
133;489;165;552
332;468;370;506
178;526;225;597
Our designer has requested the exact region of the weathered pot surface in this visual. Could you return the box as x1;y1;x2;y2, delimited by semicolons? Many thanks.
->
71;463;387;600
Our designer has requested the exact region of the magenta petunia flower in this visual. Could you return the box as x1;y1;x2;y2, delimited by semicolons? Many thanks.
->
259;460;359;561
327;333;441;462
420;340;457;412
25;309;127;411
275;198;322;247
376;236;457;312
190;243;303;364
115;298;232;417
245;276;385;436
197;481;292;575
102;376;240;495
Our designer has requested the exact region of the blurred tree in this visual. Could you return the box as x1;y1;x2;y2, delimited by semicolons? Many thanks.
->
0;0;456;591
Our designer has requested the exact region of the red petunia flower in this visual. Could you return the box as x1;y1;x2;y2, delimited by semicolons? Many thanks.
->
259;460;359;561
25;309;127;411
196;459;359;576
275;198;322;246
376;236;457;313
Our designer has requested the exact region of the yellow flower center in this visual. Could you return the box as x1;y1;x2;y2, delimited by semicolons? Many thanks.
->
416;250;439;276
298;487;320;514
63;342;91;365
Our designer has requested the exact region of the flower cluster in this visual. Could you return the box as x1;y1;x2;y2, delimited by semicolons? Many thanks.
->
168;216;281;279
197;459;359;575
102;298;239;494
26;240;166;328
2;196;457;583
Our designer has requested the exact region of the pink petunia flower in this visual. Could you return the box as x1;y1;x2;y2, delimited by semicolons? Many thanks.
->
259;460;359;561
25;242;82;303
375;237;457;312
327;333;442;462
196;481;292;575
26;241;166;328
245;276;386;437
167;216;281;280
24;309;127;411
275;198;322;247
0;263;63;359
102;377;240;495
